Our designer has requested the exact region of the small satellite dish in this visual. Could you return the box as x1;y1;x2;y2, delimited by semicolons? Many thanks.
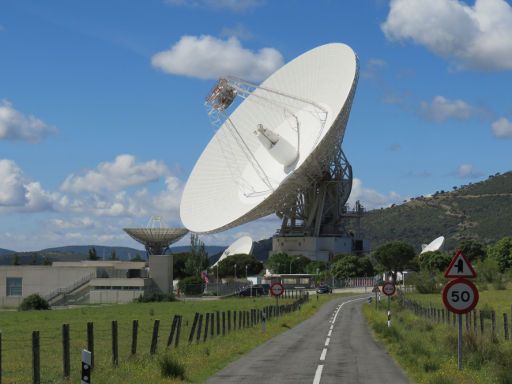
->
212;236;253;267
420;236;445;255
181;43;358;233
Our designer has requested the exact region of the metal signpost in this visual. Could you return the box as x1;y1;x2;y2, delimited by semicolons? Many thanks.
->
81;349;92;384
270;282;284;311
442;250;478;370
382;282;396;327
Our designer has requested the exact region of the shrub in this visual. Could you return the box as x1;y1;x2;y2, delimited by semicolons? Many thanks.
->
19;294;50;311
178;276;204;295
136;292;176;303
158;353;185;379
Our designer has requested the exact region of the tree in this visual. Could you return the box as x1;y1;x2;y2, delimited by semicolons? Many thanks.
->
305;260;328;275
88;247;98;260
331;255;374;279
458;239;486;262
265;253;292;274
110;249;118;260
488;237;512;272
173;252;192;279
214;254;263;278
372;241;415;282
290;255;311;274
12;255;20;265
184;234;209;277
418;251;451;272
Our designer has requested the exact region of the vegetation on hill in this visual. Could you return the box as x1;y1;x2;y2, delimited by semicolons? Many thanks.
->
359;171;512;251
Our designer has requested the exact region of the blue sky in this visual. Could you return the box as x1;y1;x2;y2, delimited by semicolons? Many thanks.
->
1;0;511;251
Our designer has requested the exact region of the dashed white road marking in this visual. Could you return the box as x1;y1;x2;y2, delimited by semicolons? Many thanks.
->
320;348;327;361
327;330;332;337
324;337;330;346
313;365;324;384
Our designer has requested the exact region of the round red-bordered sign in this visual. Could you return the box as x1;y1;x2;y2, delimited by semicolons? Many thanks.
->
382;282;396;296
442;278;479;314
270;282;284;297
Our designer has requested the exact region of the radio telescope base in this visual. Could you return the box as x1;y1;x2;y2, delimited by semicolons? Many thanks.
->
270;235;369;262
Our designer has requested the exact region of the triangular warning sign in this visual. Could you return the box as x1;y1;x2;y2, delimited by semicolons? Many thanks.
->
444;250;477;278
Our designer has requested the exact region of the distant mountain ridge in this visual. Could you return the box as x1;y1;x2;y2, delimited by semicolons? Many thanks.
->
359;171;512;251
0;248;14;256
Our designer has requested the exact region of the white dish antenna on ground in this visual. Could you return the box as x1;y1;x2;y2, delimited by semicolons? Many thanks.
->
212;235;253;267
420;236;445;255
181;43;359;234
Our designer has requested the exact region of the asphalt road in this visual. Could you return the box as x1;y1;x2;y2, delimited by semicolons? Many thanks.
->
207;295;411;384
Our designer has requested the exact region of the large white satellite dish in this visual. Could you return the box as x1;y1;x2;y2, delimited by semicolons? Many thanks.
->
181;43;359;234
420;236;445;255
212;236;253;268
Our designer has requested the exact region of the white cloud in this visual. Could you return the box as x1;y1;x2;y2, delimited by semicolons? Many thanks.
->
491;117;512;138
220;24;253;40
382;0;512;71
164;0;263;12
0;159;60;212
61;154;169;193
420;96;476;122
151;35;284;82
361;58;386;79
0;100;56;142
348;178;404;210
456;163;482;179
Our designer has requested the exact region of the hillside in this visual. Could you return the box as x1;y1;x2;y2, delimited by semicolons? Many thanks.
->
359;171;512;251
0;248;14;256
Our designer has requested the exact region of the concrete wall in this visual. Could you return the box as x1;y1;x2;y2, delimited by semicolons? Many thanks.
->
89;290;143;304
148;255;173;294
0;266;96;306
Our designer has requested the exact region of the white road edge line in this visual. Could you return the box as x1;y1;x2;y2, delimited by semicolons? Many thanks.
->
313;365;324;384
320;348;327;361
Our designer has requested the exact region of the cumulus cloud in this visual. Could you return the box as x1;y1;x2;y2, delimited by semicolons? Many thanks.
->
164;0;263;12
456;163;483;179
0;100;56;142
382;0;512;71
348;178;404;210
491;117;512;138
220;24;253;40
420;96;477;122
361;58;386;79
0;159;60;212
151;35;284;82
61;154;169;194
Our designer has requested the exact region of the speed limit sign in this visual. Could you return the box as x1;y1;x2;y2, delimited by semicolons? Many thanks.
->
442;278;479;314
382;282;395;296
270;283;284;297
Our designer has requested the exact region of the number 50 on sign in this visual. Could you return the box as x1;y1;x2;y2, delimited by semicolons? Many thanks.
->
442;278;479;314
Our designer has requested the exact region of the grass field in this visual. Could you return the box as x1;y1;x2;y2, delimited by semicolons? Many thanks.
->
363;286;512;384
0;293;347;383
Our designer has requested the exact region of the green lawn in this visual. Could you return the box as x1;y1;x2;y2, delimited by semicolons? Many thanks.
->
0;294;347;383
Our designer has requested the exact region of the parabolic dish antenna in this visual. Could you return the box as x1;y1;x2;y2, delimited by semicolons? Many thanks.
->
212;236;253;268
420;236;445;255
124;216;189;255
181;43;358;233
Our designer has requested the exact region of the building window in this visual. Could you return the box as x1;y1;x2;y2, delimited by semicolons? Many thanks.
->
6;277;22;296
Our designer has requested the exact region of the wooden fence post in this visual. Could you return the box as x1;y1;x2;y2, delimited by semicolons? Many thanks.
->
216;311;220;336
188;313;199;345
167;316;178;348
239;311;242;329
228;311;231;333
491;311;497;339
132;320;138;355
150;319;160;354
62;324;70;378
112;320;118;367
196;314;203;343
87;322;94;369
503;313;509;340
233;311;237;331
0;332;2;384
32;331;40;384
210;313;214;338
222;312;226;336
175;316;182;348
204;313;210;342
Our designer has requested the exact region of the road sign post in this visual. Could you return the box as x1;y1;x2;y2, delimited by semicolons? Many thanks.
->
270;283;284;316
81;349;91;384
442;250;479;371
382;282;395;327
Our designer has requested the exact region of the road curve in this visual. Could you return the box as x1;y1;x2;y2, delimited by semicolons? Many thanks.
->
207;295;410;384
